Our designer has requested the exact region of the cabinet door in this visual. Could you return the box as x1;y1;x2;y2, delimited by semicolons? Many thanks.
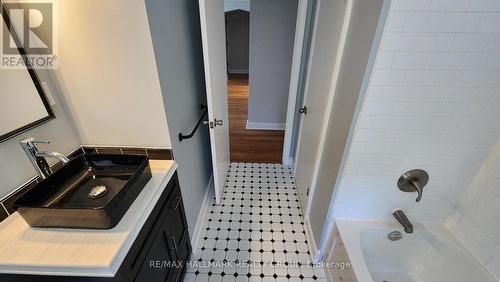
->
163;181;190;259
134;174;191;282
135;229;175;281
120;174;177;279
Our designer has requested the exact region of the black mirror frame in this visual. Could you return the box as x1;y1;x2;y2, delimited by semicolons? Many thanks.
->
0;2;55;143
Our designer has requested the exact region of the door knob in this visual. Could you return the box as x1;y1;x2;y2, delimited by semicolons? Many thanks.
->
214;119;223;126
298;106;308;114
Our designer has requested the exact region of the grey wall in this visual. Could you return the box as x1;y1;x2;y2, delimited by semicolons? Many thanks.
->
247;0;298;126
0;70;80;200
226;10;249;73
145;0;213;238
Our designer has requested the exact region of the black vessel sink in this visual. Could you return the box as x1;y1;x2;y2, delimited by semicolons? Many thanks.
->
14;153;152;229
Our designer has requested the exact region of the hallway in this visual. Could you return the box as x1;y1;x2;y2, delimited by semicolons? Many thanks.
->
184;163;326;281
228;75;285;164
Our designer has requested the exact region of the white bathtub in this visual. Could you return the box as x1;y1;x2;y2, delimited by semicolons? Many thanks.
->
335;219;496;282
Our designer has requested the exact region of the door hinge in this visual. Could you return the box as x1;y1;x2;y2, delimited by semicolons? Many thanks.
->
298;106;308;115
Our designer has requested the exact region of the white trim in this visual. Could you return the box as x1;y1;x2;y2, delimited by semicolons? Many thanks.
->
304;218;329;281
246;120;285;131
287;157;296;172
191;175;214;249
293;0;320;175
283;156;294;168
325;267;335;282
282;0;309;166
227;69;248;74
315;0;392;261
325;235;339;282
305;0;351;219
303;217;320;263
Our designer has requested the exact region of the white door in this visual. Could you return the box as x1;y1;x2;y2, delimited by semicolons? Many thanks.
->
294;0;347;213
199;0;230;204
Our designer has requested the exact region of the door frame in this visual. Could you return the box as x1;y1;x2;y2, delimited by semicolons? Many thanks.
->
303;0;351;219
282;0;311;166
289;0;352;260
205;0;311;166
313;0;391;263
204;0;338;168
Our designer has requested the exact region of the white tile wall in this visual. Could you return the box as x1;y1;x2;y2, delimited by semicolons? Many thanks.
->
334;0;500;222
446;140;500;280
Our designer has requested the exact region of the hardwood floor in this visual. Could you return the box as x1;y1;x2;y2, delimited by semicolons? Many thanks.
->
228;74;285;163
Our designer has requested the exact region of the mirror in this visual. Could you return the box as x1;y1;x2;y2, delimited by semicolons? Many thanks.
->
0;4;54;142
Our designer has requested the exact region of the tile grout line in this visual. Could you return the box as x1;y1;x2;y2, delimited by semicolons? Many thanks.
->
185;162;326;281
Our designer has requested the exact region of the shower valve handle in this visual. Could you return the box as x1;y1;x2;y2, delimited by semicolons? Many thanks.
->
397;169;429;203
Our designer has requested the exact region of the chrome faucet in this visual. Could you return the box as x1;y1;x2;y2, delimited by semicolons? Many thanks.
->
393;209;413;234
19;137;70;179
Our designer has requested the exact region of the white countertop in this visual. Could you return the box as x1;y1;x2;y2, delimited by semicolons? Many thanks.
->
0;160;177;277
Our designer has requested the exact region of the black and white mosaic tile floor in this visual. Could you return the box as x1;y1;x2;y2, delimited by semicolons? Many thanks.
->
184;163;327;282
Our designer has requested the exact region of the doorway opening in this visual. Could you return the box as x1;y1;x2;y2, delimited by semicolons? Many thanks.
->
198;0;320;204
224;1;298;164
227;73;285;163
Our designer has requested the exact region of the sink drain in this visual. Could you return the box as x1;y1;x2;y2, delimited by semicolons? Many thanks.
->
388;231;402;241
89;185;108;199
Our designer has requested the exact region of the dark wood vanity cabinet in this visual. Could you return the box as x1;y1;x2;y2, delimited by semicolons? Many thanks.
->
0;172;192;282
133;172;191;282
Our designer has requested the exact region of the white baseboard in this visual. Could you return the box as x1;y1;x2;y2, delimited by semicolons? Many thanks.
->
325;262;335;282
228;69;248;74
246;120;286;131
283;156;295;167
324;236;338;282
304;217;321;263
190;175;214;249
